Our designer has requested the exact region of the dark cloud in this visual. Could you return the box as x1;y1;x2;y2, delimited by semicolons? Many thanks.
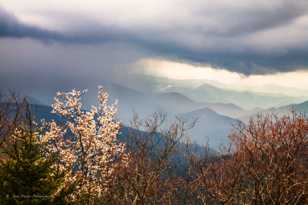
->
1;1;308;75
0;37;148;104
195;1;306;37
0;7;131;44
0;7;67;41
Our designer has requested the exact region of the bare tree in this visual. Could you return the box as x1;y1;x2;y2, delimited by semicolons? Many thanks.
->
192;113;308;205
104;113;191;205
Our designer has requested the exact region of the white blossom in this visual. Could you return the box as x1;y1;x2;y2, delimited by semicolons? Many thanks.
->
44;87;130;200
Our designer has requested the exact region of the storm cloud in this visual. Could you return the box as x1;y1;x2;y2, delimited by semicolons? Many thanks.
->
1;0;308;74
0;7;68;42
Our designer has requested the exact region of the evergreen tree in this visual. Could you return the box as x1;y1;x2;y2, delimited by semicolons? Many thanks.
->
0;100;67;205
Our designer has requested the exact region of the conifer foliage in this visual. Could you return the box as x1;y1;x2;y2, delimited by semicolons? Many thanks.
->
0;99;66;205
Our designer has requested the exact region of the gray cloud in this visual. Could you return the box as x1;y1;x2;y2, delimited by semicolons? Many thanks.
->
194;1;306;37
0;37;148;104
1;1;308;74
0;7;135;44
0;7;68;42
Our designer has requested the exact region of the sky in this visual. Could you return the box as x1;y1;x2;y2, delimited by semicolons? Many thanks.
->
1;0;308;102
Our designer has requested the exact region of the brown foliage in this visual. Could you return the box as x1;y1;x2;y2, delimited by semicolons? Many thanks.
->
0;95;35;162
103;113;190;205
2;92;308;204
0;95;29;145
193;113;308;205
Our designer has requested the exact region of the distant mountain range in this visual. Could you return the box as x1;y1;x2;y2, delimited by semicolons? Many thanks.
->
273;100;308;114
10;98;308;151
20;89;242;149
179;107;242;148
0;102;213;175
95;83;243;148
17;82;308;149
100;83;246;118
99;83;308;147
202;102;246;118
164;83;302;109
240;100;308;123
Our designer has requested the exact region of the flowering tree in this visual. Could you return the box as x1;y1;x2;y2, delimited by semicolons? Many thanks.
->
42;87;129;203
